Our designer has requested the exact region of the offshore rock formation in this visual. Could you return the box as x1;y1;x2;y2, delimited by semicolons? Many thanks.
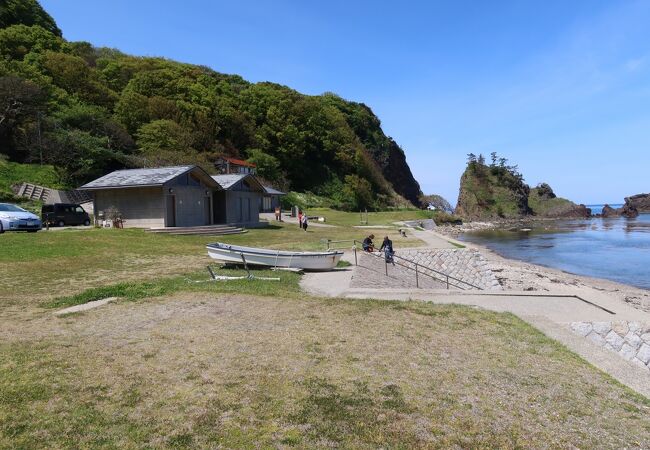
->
602;203;640;219
625;194;650;213
455;159;530;219
455;156;589;220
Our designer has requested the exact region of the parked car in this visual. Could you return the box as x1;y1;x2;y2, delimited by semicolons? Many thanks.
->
0;203;42;233
41;203;91;227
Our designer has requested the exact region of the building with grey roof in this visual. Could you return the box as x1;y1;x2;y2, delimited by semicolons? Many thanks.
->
261;185;286;212
211;173;265;225
80;166;222;228
80;165;284;228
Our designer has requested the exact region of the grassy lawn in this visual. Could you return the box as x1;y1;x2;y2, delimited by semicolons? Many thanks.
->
2;296;650;448
2;211;650;448
0;220;420;305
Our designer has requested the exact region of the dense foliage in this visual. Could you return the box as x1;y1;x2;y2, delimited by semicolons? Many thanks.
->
0;1;421;210
0;0;60;35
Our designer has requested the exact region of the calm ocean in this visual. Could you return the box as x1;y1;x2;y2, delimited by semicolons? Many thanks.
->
458;207;650;289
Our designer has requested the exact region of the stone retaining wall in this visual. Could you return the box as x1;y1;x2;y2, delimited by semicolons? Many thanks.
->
398;248;501;290
350;249;500;291
570;321;650;371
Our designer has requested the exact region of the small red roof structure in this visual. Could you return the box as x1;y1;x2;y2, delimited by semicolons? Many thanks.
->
220;156;256;168
215;156;257;175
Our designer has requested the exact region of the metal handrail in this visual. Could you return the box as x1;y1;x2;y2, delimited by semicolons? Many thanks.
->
324;238;483;290
362;249;481;290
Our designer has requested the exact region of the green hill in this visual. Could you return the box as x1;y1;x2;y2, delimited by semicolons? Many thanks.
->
0;1;421;211
0;0;60;35
455;154;590;220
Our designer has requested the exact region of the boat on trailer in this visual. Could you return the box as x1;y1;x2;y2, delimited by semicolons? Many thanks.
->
206;242;344;271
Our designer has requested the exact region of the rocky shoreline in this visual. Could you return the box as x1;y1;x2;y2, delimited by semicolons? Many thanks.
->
432;224;650;313
435;217;564;238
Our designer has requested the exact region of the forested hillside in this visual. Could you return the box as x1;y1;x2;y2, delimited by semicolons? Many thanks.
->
0;0;421;210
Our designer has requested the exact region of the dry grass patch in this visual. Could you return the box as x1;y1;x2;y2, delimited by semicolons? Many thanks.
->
2;294;649;448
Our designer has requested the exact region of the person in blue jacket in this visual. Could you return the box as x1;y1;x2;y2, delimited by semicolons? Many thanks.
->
380;236;394;264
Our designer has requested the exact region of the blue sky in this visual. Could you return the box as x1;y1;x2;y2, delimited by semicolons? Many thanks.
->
41;0;650;204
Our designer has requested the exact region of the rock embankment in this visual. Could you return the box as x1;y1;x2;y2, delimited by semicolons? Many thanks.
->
571;321;650;372
350;249;501;291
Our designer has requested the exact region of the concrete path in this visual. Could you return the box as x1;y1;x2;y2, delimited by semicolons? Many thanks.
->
260;212;337;228
300;252;355;296
409;229;458;249
42;225;93;232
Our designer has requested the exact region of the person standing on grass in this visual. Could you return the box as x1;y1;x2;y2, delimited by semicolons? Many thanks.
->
301;214;309;232
380;235;394;264
298;210;303;229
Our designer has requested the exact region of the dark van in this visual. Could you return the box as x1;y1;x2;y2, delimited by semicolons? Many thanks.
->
42;203;91;227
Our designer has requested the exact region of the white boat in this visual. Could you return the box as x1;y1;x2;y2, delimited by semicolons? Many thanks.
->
206;242;344;271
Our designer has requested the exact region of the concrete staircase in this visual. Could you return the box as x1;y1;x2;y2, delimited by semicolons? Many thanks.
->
15;183;92;204
145;225;247;236
16;183;52;202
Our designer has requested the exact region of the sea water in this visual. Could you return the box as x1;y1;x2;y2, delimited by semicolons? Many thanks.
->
458;211;650;289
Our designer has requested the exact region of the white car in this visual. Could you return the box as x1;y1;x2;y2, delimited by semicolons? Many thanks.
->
0;203;42;233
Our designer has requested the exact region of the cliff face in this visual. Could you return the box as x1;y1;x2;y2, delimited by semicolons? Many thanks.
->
384;140;421;206
455;158;589;220
625;193;650;212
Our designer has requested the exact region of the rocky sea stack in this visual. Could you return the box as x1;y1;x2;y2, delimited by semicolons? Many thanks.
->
601;202;640;218
455;153;591;220
625;194;650;213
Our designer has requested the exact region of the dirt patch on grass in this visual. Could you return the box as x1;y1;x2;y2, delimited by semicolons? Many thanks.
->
2;293;649;448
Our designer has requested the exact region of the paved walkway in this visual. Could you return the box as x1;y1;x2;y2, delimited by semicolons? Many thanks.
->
408;228;457;248
300;228;650;398
260;212;337;228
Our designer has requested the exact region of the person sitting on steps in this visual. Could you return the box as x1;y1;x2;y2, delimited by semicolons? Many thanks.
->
380;236;395;265
362;234;375;252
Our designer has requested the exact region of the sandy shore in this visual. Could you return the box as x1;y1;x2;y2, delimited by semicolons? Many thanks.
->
434;225;650;313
